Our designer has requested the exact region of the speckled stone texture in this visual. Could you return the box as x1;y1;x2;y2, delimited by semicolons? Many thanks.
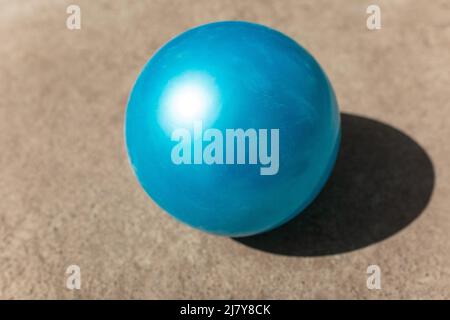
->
0;0;449;299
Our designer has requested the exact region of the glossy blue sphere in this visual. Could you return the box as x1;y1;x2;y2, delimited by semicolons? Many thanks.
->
125;21;340;237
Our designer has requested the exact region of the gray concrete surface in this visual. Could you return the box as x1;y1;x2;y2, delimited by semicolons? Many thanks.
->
0;0;449;299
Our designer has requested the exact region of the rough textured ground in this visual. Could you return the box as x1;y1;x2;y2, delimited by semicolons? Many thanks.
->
1;0;449;299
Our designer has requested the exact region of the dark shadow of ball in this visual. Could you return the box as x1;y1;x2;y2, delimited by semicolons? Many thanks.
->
234;113;435;256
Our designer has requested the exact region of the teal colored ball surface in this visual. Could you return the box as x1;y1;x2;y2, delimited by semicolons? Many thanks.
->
125;21;340;237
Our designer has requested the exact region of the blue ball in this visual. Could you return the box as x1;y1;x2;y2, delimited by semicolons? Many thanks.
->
125;21;340;237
